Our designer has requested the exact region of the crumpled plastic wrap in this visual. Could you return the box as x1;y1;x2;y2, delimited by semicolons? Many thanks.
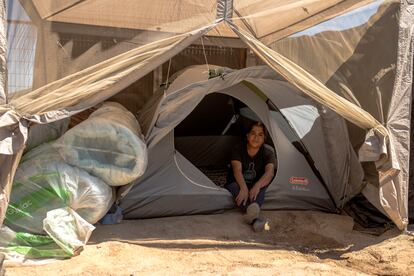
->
43;207;95;256
56;102;148;186
5;143;114;235
0;207;95;260
0;225;71;260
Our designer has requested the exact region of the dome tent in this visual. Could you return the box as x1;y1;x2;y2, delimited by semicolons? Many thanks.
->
0;0;413;230
118;65;361;218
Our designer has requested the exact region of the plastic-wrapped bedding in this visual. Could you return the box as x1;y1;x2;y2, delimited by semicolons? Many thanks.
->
5;144;114;235
56;102;148;186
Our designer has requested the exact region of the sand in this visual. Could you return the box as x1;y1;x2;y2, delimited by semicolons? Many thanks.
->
5;210;414;275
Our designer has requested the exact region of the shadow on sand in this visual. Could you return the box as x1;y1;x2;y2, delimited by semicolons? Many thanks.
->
89;210;401;261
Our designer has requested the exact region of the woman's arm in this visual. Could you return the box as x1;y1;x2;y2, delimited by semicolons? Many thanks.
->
249;163;275;201
231;160;249;206
255;163;275;189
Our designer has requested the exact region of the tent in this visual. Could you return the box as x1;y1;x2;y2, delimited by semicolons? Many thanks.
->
0;1;413;230
119;65;362;218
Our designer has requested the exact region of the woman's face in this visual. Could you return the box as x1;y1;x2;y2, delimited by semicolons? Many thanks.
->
247;125;265;148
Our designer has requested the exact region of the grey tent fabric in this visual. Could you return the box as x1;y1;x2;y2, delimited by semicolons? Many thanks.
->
121;131;234;218
119;66;362;217
360;1;414;228
250;79;364;209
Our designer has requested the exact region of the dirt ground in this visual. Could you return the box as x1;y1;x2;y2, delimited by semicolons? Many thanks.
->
5;210;414;275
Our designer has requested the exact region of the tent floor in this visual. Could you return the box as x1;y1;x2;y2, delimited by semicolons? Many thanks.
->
198;166;228;187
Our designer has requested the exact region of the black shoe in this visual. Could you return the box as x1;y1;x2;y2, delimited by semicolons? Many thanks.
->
252;217;268;232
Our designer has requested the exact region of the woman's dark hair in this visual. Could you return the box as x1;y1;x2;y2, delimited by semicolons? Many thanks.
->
246;121;266;135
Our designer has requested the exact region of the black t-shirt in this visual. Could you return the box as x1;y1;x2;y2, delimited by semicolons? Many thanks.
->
227;143;277;188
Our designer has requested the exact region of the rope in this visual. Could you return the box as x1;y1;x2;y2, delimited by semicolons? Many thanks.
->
165;58;172;89
200;37;210;73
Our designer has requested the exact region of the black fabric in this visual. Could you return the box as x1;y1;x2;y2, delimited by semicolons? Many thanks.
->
199;166;228;187
174;94;238;136
227;143;276;189
343;193;392;229
175;136;242;167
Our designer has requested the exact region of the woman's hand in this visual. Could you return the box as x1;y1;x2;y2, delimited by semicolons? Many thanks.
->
236;187;249;207
249;185;261;202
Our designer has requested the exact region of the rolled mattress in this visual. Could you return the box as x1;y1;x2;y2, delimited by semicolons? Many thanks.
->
56;102;148;186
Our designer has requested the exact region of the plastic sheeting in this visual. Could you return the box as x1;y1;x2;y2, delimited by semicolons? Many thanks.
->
0;225;73;259
43;207;95;256
0;207;94;259
5;143;113;234
56;102;147;186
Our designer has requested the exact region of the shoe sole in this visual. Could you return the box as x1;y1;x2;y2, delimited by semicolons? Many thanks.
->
244;203;260;224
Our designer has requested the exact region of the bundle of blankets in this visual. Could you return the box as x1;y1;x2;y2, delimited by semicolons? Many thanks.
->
1;102;147;259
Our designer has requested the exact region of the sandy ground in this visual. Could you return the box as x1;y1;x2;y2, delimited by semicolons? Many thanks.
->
5;210;414;275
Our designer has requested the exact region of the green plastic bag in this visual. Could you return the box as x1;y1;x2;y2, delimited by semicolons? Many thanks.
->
1;207;95;259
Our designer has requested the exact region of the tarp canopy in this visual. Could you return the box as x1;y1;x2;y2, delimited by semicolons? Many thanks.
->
0;0;413;229
27;0;374;39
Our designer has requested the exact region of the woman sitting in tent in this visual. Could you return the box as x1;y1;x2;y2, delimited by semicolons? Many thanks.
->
225;121;277;232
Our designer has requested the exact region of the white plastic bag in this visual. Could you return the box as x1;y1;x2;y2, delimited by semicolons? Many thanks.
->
43;207;95;256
